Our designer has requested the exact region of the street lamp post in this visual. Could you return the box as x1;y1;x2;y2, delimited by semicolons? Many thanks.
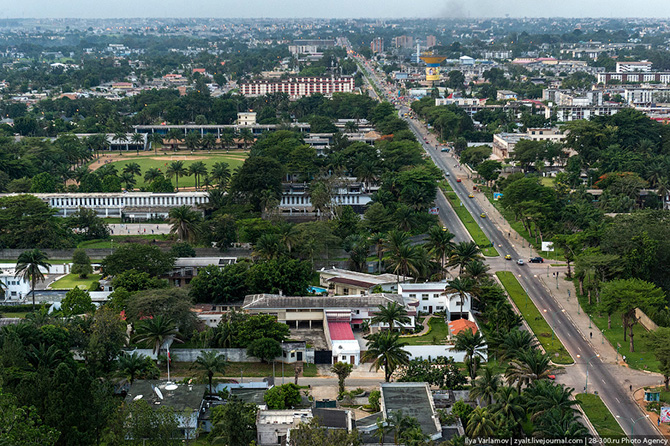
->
602;329;607;345
577;354;601;393
631;414;650;437
588;315;592;329
543;308;565;340
547;266;550;277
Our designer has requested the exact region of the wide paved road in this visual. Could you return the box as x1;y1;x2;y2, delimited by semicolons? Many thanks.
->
399;107;659;439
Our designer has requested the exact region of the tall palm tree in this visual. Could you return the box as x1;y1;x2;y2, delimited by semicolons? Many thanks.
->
523;380;579;422
505;348;552;390
536;408;590;439
491;386;525;434
148;132;164;155
369;233;386;274
253;233;285;260
123;162;142;178
130;133;145;155
448;241;483;275
166;160;188;190
330;361;353;396
144;167;162;184
134;315;180;355
386;244;422;286
168;205;201;242
239;128;254;149
453;328;487;380
120;171;136;191
190;350;228;394
424;226;456;279
361;331;410;382
185;132;201;152
371;301;411;331
114;131;129;151
383;230;409;257
116;352;156;385
210;162;231;189
499;330;539;361
443;277;476;320
25;343;63;372
466;407;496;438
469;366;501;406
277;223;300;254
166;129;183;151
220;130;235;151
201;133;217;152
464;260;491;283
344;120;359;133
188;161;208;190
15;249;51;309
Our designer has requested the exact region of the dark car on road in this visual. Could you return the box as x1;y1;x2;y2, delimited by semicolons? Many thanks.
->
529;257;544;263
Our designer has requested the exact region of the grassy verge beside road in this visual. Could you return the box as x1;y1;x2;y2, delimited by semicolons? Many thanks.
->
576;393;626;438
439;184;499;257
496;271;573;364
577;293;659;373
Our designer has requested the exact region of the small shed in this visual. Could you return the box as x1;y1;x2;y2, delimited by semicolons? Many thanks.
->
644;390;661;402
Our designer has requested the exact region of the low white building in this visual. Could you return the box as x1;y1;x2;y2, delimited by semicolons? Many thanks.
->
257;409;313;445
398;283;472;319
319;267;409;295
0;268;31;301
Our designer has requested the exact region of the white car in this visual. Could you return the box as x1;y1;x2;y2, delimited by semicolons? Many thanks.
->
517;259;525;265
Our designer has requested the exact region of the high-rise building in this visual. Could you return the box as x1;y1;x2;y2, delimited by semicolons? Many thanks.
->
240;76;355;98
426;35;437;48
392;35;414;49
371;37;384;53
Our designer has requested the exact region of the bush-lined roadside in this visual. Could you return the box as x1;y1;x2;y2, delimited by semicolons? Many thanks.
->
576;393;626;438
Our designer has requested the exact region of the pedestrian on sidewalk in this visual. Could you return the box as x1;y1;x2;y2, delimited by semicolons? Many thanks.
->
630;384;633;392
590;332;592;339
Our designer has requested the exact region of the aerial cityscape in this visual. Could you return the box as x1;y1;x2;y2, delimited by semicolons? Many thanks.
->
1;5;670;446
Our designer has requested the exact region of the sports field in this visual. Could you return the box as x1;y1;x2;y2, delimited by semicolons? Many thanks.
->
90;151;247;189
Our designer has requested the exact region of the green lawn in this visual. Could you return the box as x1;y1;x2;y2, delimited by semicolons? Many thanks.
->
442;189;499;257
77;234;170;249
496;271;573;364
401;317;451;345
576;393;626;438
577;293;660;373
99;152;247;189
49;274;102;290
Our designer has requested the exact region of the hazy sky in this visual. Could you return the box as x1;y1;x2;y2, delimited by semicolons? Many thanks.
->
5;0;670;19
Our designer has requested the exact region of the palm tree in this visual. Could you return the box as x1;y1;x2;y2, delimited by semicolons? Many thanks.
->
116;352;156;385
185;132;201;152
166;160;188;190
424;226;456;279
25;343;63;372
443;277;476;320
134;315;180;355
330;361;353;395
464;260;491;283
453;328;487;380
277;223;300;254
123;162;142;178
375;417;391;446
505;348;552;390
191;350;228;394
466;407;496;438
114;131;129;151
448;241;483;275
523;380;579;422
499;330;539;361
188;161;208;190
210;162;231;189
536;408;590;439
386;244;422;287
168;205;201;242
369;233;386;274
491;386;525;434
15;249;51;309
148;132;164;155
201;133;217;152
344;120;359;132
361;331;410;382
470;366;501;406
144;167;162;184
130;133;145;155
220;130;235;151
239;128;254;149
371;301;410;332
166;129;183;151
253;233;285;260
120;171;136;191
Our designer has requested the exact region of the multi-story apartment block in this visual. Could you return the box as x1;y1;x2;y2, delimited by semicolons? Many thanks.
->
615;61;653;73
239;76;354;98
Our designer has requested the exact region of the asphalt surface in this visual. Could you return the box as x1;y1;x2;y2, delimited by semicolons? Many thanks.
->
359;60;660;438
402;109;660;439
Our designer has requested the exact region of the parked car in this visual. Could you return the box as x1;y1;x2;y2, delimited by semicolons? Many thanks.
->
517;259;525;265
529;257;544;263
